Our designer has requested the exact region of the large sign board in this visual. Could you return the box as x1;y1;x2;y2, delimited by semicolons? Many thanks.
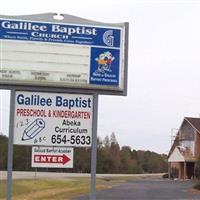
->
14;91;93;147
0;13;128;95
32;146;73;168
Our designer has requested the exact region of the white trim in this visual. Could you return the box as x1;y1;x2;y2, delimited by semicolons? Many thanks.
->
168;147;185;162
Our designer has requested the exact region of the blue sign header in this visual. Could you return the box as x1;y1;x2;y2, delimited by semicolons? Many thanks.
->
0;19;121;47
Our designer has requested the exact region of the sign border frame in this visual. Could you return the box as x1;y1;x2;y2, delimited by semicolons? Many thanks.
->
31;146;74;168
13;90;94;147
0;13;129;96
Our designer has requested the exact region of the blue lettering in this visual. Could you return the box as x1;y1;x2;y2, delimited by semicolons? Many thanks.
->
69;99;75;109
16;94;52;106
56;96;62;107
17;94;24;105
55;96;92;109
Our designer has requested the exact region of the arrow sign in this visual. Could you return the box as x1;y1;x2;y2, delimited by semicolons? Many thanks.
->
32;147;73;168
63;154;71;165
34;154;70;165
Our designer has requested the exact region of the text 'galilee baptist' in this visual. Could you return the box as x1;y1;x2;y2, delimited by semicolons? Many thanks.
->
1;21;97;36
16;94;92;109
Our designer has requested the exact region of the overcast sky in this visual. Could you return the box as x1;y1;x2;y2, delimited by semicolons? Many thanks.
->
1;0;200;154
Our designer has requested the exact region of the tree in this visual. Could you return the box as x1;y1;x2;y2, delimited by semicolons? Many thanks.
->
120;146;141;174
0;134;8;170
110;132;118;145
103;135;110;149
110;133;120;173
120;146;131;173
13;145;32;171
0;132;168;174
74;147;90;173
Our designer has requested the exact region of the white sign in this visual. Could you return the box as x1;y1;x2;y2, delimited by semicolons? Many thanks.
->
14;91;93;147
0;13;128;95
32;146;73;168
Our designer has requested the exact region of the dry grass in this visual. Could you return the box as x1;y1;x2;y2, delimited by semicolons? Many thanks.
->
0;177;116;200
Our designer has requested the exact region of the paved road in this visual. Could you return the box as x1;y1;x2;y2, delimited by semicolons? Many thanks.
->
0;171;163;180
73;179;200;200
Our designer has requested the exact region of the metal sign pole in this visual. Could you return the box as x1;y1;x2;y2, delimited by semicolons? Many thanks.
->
90;94;98;200
6;89;15;200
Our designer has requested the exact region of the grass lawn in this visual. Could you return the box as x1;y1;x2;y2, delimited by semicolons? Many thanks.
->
0;177;127;200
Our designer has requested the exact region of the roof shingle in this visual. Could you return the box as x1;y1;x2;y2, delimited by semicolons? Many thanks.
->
185;117;200;134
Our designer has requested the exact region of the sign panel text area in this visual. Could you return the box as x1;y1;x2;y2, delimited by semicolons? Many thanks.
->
0;18;125;92
32;146;73;168
1;40;90;85
14;91;93;147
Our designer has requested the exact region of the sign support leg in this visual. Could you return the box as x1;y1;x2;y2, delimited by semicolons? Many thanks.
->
6;89;15;200
90;94;98;200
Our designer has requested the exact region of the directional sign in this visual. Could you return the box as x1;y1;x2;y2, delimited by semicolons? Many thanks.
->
0;13;129;95
34;154;70;165
32;146;73;168
14;91;93;147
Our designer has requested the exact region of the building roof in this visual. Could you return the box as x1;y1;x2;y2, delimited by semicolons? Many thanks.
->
178;146;196;162
168;146;196;162
168;117;200;158
185;117;200;134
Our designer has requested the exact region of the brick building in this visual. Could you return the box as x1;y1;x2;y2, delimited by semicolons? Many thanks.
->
168;117;200;179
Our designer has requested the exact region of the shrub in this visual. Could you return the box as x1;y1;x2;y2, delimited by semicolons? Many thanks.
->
162;173;168;179
193;183;200;190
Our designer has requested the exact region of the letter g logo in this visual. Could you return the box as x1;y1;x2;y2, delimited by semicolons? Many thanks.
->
103;30;114;47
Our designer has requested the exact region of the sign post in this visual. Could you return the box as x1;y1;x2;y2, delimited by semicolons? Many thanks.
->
6;89;15;200
90;94;98;200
